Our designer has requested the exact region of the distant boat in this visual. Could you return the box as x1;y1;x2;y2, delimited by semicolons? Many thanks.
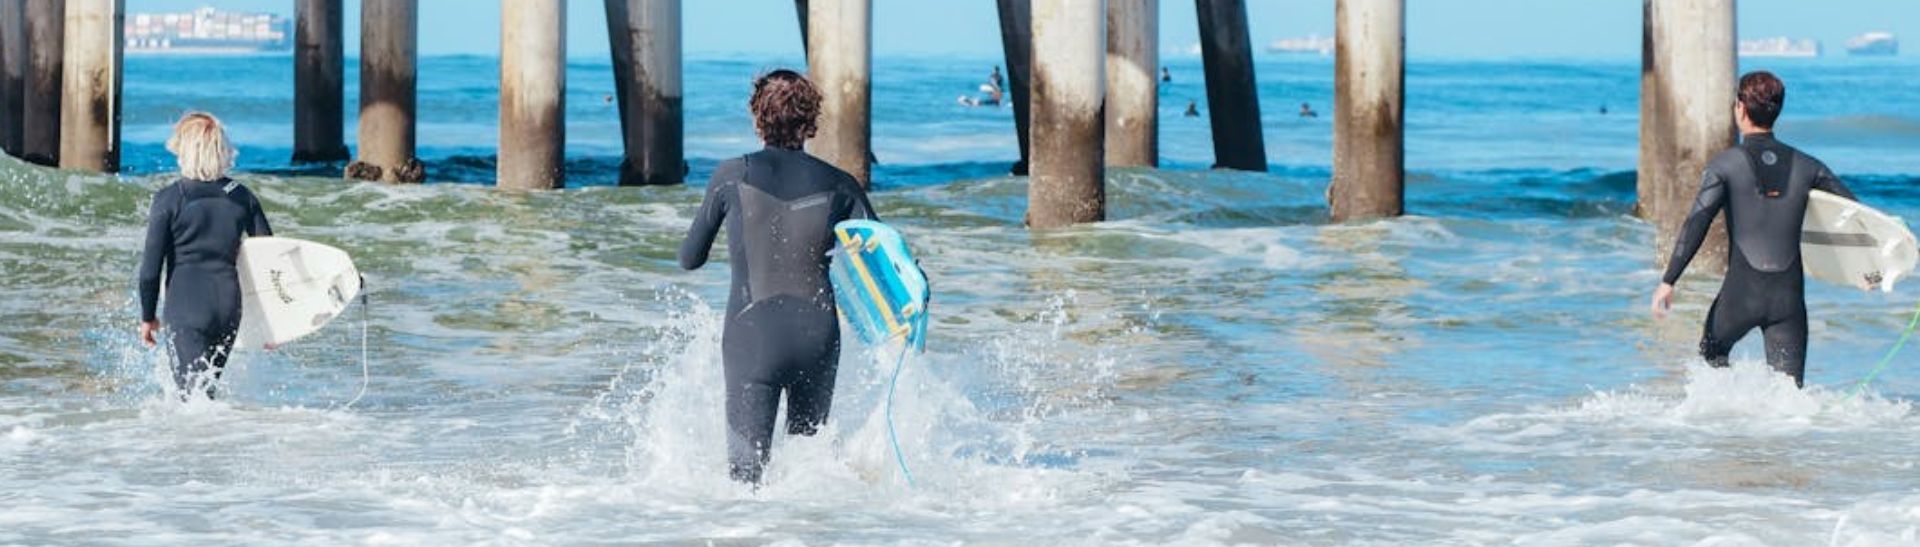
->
1845;32;1898;57
1267;35;1334;57
125;7;290;54
1739;37;1820;58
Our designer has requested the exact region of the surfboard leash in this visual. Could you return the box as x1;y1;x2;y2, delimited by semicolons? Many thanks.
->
343;278;371;409
885;341;916;488
1846;297;1920;401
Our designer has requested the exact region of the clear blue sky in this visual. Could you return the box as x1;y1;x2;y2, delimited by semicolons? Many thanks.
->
135;0;1916;59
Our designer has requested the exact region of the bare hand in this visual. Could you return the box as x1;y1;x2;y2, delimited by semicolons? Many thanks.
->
1650;283;1675;320
138;321;160;348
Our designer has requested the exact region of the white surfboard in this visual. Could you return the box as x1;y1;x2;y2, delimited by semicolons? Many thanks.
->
1802;190;1920;292
232;237;361;350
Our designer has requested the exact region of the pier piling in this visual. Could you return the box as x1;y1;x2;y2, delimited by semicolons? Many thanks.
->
1195;0;1265;171
1641;0;1735;272
499;0;566;189
792;0;808;53
995;0;1034;176
21;0;63;167
58;0;122;173
1028;0;1106;228
605;0;682;186
349;0;422;183
805;0;871;187
1104;0;1156;167
0;1;24;158
293;0;347;163
1329;0;1404;221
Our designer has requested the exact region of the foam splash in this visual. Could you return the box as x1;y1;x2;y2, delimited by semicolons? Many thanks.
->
564;287;1118;508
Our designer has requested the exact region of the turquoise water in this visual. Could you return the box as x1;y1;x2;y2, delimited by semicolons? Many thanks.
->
1;54;1919;544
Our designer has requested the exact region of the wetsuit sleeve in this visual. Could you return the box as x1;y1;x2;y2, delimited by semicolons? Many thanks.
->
246;188;273;236
1811;162;1857;202
678;160;739;270
1661;169;1728;285
137;190;174;322
846;176;879;222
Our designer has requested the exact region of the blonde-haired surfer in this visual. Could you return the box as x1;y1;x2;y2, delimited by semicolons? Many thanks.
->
137;112;273;399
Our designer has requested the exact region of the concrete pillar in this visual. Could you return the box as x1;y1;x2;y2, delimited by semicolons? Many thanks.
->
1194;0;1266;171
499;0;565;190
58;0;120;172
605;0;682;186
995;0;1033;175
1641;0;1736;272
21;0;62;167
1329;0;1404;221
293;0;347;163
805;0;870;187
0;1;25;157
1027;0;1105;229
793;0;808;54
348;0;423;183
1104;0;1156;167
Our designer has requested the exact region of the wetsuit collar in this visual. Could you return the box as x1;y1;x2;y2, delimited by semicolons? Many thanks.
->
1741;131;1776;143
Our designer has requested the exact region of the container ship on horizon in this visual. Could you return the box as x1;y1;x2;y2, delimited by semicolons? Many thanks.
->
1846;32;1898;57
1267;35;1334;56
1739;37;1821;58
126;7;290;54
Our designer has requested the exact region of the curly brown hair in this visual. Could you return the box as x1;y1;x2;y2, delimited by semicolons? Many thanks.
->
751;69;822;150
1737;71;1785;129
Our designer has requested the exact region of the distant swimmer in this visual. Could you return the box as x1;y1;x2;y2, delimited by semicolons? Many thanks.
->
1299;102;1318;118
137;113;274;400
1599;104;1609;115
680;69;885;485
989;65;1004;92
1161;67;1171;83
1184;100;1200;117
1650;71;1859;388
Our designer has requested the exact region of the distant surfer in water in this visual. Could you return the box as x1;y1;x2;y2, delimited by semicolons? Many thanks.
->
680;69;880;484
137;112;274;400
1650;71;1858;388
960;67;1006;108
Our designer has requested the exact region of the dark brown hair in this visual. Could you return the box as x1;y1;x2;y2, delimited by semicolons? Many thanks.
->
1738;71;1785;129
751;69;822;149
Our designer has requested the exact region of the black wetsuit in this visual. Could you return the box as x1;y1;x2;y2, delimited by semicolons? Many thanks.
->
1663;133;1855;387
679;146;876;483
138;178;273;397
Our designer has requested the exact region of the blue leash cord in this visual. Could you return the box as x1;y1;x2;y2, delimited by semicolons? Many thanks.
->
1847;298;1920;401
885;342;915;487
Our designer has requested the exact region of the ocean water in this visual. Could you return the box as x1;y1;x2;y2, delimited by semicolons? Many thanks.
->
2;54;1920;544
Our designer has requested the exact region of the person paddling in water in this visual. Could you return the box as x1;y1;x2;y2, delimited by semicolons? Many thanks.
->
679;69;880;484
137;112;273;400
1650;71;1858;388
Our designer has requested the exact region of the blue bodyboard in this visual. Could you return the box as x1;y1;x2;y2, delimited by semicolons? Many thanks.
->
828;220;930;353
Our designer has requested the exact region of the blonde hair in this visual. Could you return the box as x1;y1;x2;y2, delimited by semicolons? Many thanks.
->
165;112;237;181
